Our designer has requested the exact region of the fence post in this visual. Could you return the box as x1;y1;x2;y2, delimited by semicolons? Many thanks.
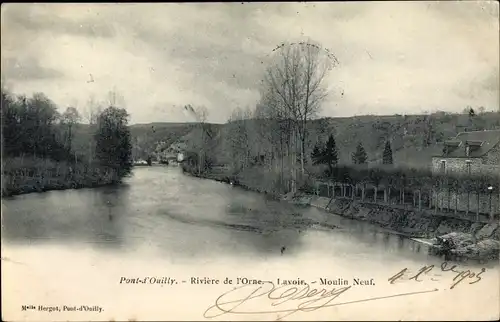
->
418;190;422;211
476;192;480;222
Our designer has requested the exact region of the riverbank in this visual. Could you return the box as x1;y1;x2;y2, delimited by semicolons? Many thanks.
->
1;157;122;197
182;166;499;262
305;195;499;260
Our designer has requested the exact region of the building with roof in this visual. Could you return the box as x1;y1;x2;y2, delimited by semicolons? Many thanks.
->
430;129;500;218
431;129;500;177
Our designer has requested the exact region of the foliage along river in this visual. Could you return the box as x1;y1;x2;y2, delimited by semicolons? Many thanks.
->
2;166;498;321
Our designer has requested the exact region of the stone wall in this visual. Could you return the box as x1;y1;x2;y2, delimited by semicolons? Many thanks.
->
431;157;481;176
431;142;500;177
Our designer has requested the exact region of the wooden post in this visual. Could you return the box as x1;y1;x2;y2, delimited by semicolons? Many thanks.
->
434;190;438;214
476;192;480;222
466;192;470;215
489;191;493;221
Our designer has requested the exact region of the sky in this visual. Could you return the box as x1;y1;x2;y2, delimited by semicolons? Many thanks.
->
1;2;499;124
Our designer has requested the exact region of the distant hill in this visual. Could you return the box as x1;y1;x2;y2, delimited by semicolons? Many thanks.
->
306;111;500;168
70;122;196;160
69;112;500;167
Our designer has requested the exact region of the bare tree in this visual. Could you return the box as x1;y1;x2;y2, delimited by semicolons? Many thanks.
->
262;41;336;192
83;96;103;165
225;106;255;174
83;95;103;126
184;104;212;175
107;88;126;109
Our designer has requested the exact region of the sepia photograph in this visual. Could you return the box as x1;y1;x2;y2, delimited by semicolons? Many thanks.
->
1;2;499;321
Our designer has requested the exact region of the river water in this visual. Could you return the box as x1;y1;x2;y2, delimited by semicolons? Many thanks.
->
2;166;499;321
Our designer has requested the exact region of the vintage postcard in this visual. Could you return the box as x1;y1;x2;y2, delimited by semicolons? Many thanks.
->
1;2;499;321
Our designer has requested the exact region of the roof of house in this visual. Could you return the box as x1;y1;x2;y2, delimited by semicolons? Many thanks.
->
437;129;500;158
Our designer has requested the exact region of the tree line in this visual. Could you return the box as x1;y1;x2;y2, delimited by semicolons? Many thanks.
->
310;134;393;172
1;88;133;194
177;39;499;203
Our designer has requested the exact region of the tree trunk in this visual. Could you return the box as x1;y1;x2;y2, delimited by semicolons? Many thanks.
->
300;134;305;175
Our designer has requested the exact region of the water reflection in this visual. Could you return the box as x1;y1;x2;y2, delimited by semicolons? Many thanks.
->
1;184;129;249
223;198;305;256
0;167;451;262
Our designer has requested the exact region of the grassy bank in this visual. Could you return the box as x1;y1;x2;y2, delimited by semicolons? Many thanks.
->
181;163;289;199
1;157;121;197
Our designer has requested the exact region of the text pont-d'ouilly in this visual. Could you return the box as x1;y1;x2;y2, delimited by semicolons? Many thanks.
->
119;276;376;286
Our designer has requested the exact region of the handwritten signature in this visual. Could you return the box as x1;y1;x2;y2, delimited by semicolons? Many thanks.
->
204;261;486;320
204;282;437;320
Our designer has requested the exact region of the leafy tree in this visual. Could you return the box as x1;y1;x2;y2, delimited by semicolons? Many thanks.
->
382;140;393;165
468;107;475;117
1;90;68;161
94;106;133;178
352;142;367;164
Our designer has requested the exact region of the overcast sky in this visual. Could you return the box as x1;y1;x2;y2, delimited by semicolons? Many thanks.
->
1;2;498;124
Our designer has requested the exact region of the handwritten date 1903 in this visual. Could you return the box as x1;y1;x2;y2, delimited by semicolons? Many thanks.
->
388;261;486;289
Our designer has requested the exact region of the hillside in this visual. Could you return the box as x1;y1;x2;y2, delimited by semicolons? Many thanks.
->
202;111;500;169
70;122;196;160
305;111;500;168
68;111;500;168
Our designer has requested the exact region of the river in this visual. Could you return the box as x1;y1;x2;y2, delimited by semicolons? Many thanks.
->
2;166;499;321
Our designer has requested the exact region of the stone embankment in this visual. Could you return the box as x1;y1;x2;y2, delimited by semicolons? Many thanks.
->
183;168;499;262
287;193;499;261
